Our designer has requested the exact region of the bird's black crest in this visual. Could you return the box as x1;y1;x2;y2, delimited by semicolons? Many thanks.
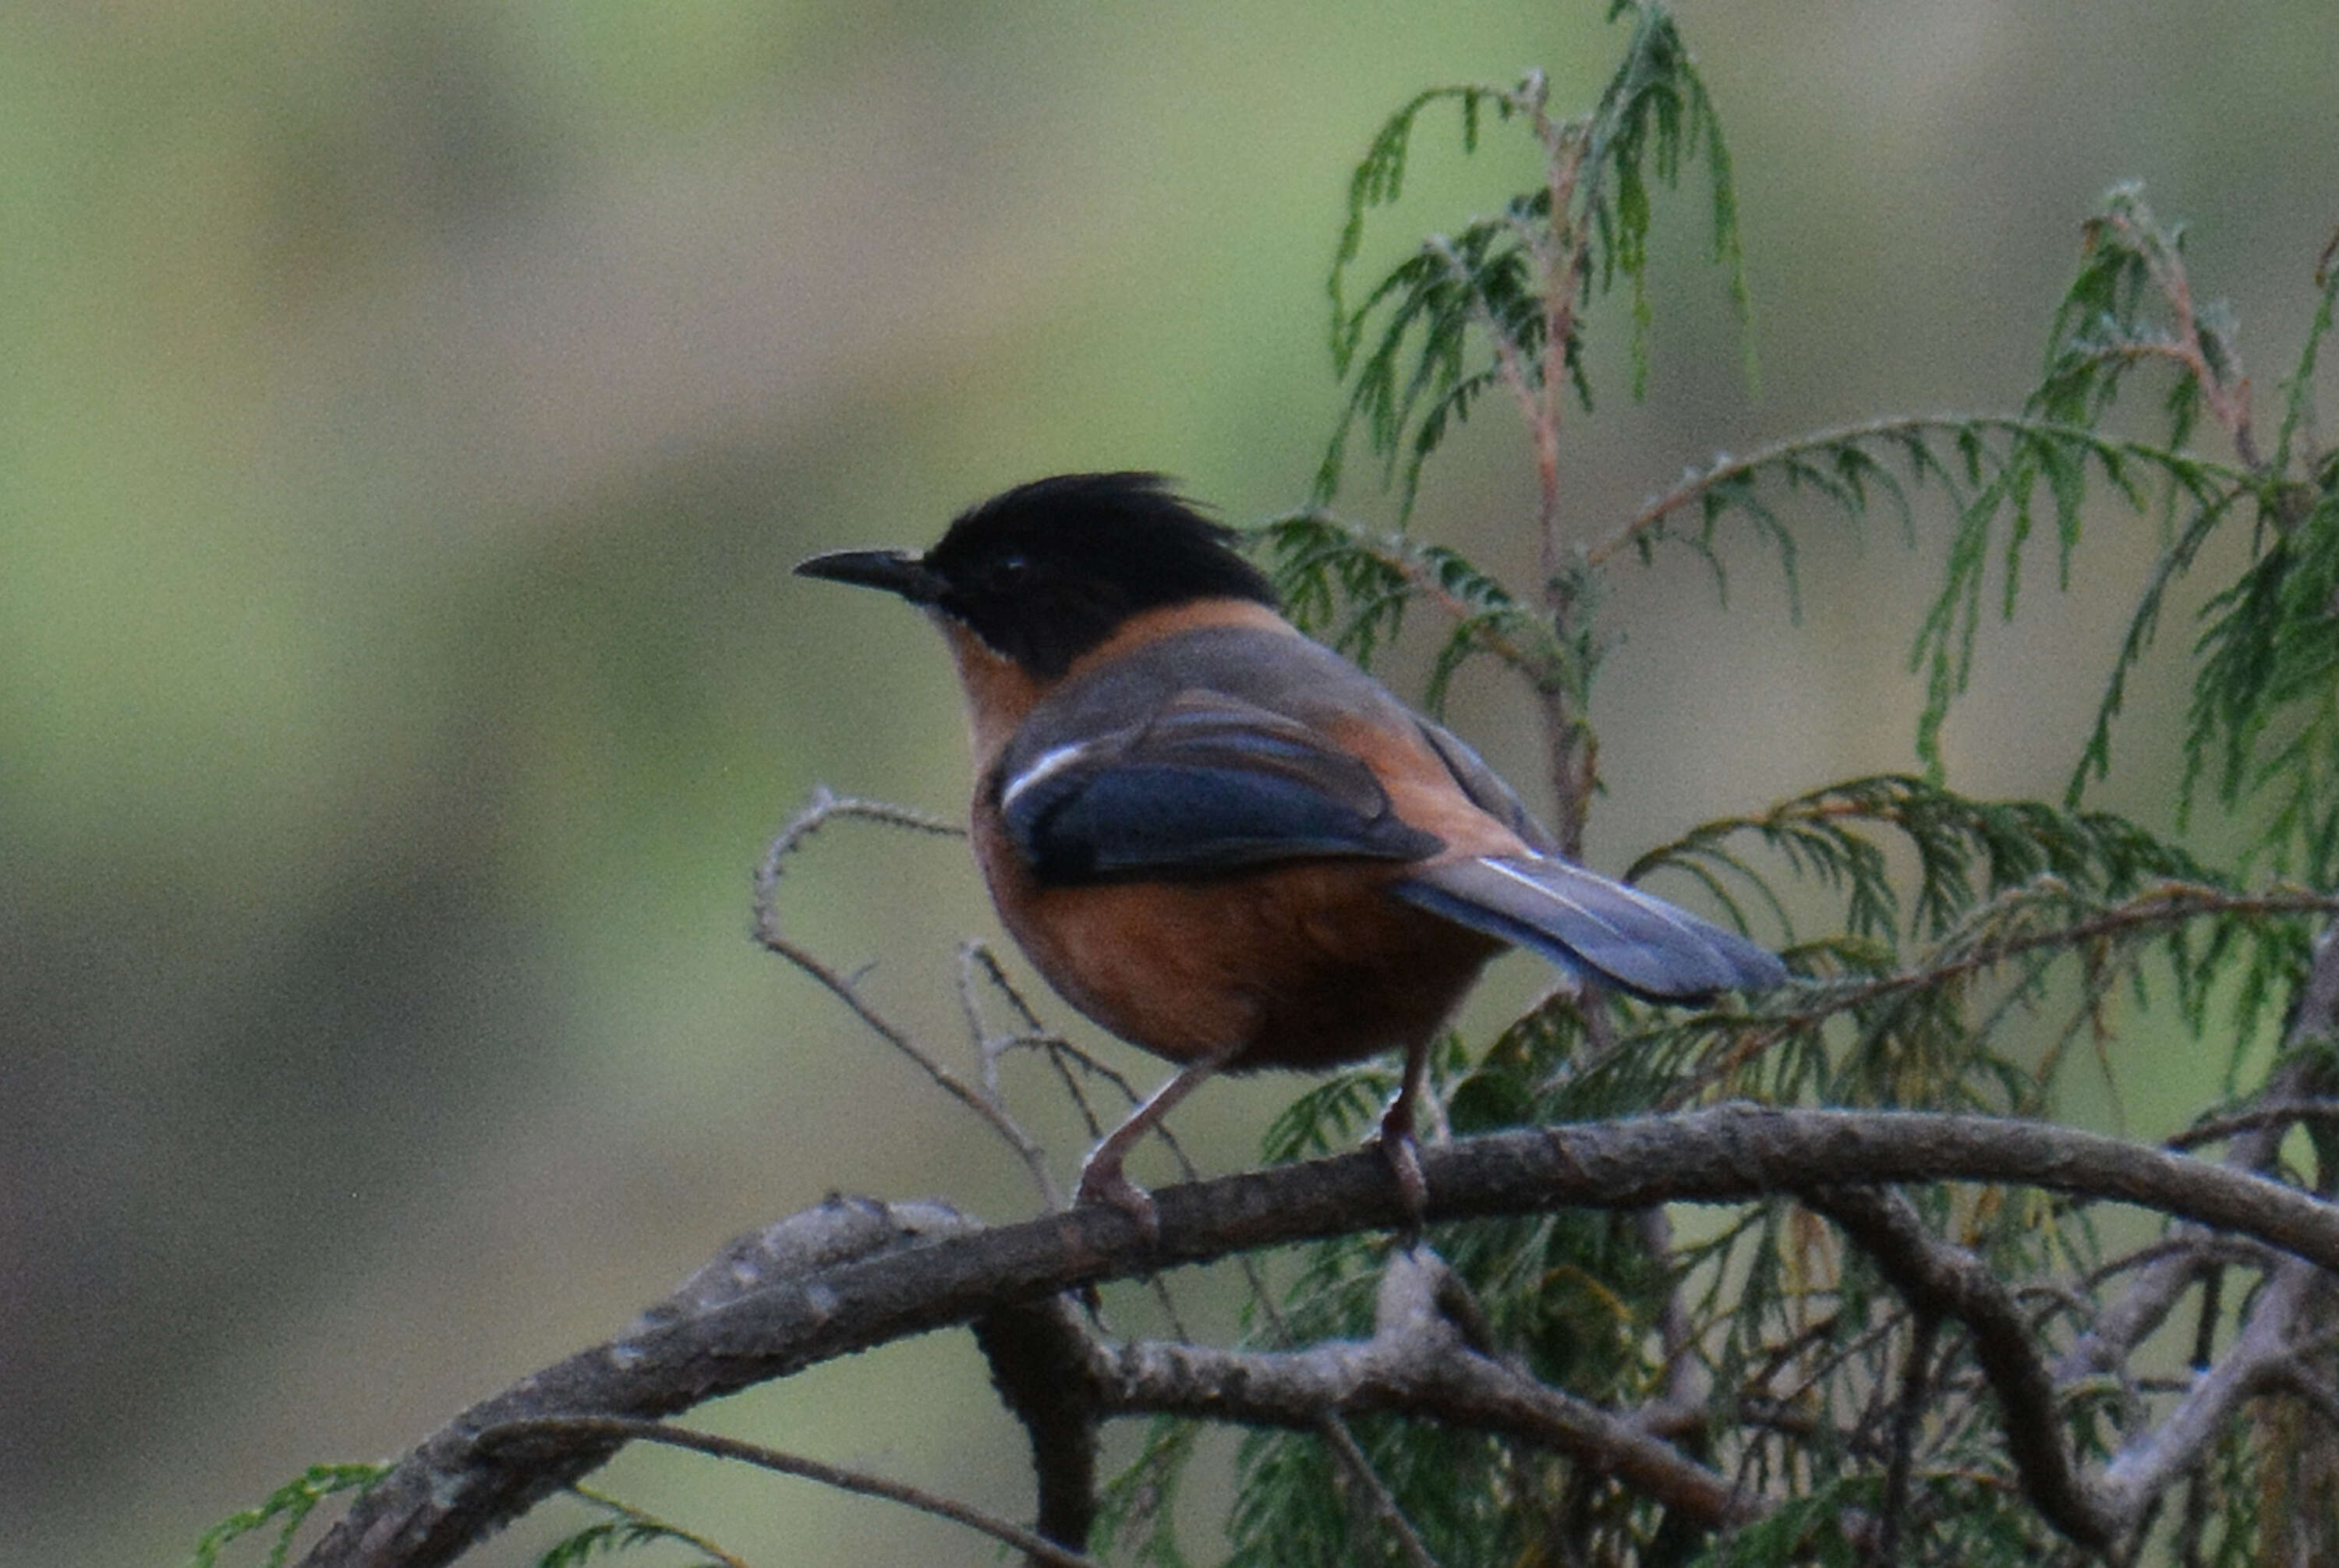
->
925;473;1279;678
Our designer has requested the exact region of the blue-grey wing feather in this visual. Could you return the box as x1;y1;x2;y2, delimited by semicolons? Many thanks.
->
1392;855;1786;1000
1002;693;1442;883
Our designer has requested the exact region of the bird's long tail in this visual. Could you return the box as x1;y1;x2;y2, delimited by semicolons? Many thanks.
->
1392;855;1786;1001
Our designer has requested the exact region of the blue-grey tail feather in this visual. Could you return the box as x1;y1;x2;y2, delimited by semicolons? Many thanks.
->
1392;855;1787;1001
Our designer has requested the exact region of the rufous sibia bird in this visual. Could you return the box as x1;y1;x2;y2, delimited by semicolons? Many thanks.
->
798;473;1785;1220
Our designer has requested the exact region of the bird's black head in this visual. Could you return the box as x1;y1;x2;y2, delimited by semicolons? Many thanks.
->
796;473;1279;679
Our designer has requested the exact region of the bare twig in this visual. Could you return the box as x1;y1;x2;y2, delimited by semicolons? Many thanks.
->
1870;1311;1941;1568
955;940;1216;1195
1442;67;1601;851
1631;1204;1711;1435
1313;1414;1446;1568
1523;70;1585;555
482;1417;1098;1568
754;788;1060;1201
2167;1097;2339;1152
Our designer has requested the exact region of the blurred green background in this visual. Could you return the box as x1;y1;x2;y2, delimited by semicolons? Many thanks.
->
4;2;2334;1564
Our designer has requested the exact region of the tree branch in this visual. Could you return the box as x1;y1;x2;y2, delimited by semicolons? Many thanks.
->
2055;925;2339;1382
1806;1186;2121;1549
296;1106;2339;1568
969;1290;1104;1557
1085;1247;1757;1533
2095;1257;2330;1524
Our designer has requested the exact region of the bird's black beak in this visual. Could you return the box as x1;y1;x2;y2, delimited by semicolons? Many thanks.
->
794;547;948;603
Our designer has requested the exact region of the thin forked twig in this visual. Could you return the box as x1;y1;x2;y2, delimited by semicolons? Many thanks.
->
753;787;1059;1205
959;941;1130;1150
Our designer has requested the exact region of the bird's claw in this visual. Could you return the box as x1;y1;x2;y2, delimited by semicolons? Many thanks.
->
1371;1119;1430;1221
1075;1156;1162;1243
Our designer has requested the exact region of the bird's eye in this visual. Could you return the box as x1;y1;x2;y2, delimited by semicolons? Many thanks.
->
990;554;1032;586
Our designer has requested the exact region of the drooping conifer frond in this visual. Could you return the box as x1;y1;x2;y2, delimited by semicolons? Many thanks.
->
1318;1;1746;519
1253;507;1582;711
1628;773;2214;948
2184;449;2339;881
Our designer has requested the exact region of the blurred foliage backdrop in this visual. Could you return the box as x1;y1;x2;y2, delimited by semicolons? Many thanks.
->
3;2;2335;1565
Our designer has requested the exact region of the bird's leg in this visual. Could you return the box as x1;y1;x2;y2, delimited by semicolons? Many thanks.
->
1077;1045;1241;1236
1371;1037;1433;1219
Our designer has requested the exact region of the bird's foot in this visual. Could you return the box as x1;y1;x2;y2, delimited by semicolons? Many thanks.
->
1369;1113;1430;1222
1075;1152;1162;1243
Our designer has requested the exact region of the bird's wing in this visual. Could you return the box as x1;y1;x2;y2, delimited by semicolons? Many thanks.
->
1411;717;1561;853
998;690;1446;883
1391;855;1788;1000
